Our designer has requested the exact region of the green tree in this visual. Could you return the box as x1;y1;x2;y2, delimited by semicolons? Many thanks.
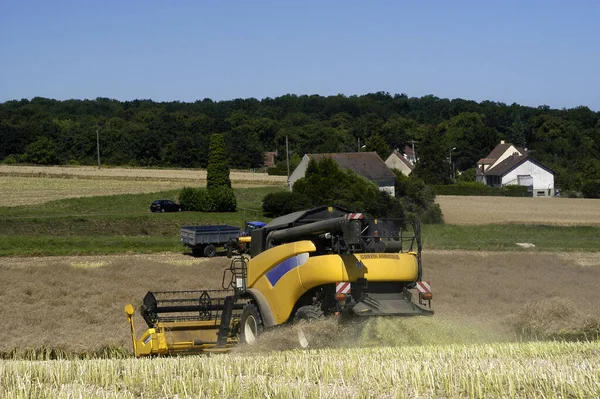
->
364;133;391;160
206;133;231;189
508;115;527;148
292;157;403;218
439;112;499;171
413;127;452;185
23;137;59;165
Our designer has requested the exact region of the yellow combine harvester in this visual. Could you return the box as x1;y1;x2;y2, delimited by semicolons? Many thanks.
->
125;206;433;356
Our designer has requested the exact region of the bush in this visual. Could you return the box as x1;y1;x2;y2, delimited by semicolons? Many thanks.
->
2;154;21;164
179;187;213;212
419;203;444;224
457;168;476;183
503;185;529;197
581;180;600;199
262;191;312;217
433;182;529;197
209;186;237;212
394;172;443;224
179;186;237;212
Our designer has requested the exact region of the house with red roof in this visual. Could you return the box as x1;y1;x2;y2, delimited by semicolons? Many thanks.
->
477;140;555;197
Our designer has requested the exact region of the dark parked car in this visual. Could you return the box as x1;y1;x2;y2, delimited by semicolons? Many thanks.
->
150;199;183;213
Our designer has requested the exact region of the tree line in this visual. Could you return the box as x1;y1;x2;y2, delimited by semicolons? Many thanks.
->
0;93;598;191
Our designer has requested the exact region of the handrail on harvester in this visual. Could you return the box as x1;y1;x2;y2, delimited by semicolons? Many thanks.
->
124;304;138;357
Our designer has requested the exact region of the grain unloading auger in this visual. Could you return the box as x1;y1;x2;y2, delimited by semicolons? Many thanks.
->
125;206;433;356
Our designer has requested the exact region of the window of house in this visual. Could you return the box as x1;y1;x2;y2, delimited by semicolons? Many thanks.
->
537;191;545;196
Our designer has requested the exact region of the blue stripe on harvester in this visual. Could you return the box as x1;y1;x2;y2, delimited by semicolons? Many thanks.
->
265;253;309;286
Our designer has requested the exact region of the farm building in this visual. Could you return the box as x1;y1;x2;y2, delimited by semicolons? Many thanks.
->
288;152;396;195
477;141;555;197
385;150;414;176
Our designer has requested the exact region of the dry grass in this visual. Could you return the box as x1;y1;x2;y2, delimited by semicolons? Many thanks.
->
1;250;599;356
437;195;600;225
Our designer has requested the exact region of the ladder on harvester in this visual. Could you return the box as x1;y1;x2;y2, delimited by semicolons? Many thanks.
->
222;255;248;293
216;255;249;347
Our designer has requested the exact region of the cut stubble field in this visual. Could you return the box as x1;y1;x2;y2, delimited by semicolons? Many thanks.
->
1;250;599;356
0;165;287;206
437;195;600;225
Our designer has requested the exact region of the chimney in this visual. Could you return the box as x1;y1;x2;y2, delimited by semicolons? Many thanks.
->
500;140;505;144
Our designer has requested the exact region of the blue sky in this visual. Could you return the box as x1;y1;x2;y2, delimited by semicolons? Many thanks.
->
1;1;599;110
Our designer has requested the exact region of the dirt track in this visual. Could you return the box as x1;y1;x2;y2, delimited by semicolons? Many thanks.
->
2;250;599;355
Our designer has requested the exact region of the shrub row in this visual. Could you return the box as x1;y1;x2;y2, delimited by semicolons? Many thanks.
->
581;180;600;199
433;182;529;197
179;186;237;212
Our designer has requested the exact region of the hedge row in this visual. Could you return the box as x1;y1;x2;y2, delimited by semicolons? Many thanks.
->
433;184;529;197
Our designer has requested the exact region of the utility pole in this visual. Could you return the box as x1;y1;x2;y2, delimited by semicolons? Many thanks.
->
96;125;102;169
357;137;360;152
450;147;456;182
410;140;417;163
286;135;291;191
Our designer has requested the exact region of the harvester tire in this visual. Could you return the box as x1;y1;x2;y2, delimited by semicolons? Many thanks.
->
294;305;324;348
240;303;263;345
204;244;217;257
295;305;324;322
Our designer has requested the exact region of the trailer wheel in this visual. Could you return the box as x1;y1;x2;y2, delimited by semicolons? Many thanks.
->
204;244;217;257
240;304;263;345
294;305;324;348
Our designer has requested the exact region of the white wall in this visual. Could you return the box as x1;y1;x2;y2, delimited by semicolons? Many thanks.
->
385;154;412;176
502;160;554;197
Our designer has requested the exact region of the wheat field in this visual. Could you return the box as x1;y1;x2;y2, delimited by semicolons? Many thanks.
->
2;342;599;398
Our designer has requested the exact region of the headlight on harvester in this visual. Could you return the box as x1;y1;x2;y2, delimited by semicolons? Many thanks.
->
335;293;347;302
419;292;433;301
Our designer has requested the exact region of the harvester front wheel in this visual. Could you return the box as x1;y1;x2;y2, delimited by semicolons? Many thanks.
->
294;305;324;348
240;303;263;345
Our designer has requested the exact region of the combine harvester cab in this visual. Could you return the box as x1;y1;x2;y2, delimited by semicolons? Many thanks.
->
126;206;432;356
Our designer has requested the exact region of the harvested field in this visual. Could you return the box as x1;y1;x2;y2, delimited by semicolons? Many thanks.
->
1;250;599;356
0;176;188;206
437;195;600;225
0;165;287;184
0;166;286;206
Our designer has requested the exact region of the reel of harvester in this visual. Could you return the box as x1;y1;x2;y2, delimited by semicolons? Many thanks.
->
125;257;250;356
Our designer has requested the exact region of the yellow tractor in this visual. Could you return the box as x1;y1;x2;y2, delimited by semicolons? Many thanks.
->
125;206;433;356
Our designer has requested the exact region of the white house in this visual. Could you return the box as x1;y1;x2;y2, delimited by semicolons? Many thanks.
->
477;141;555;197
385;150;413;176
288;152;396;196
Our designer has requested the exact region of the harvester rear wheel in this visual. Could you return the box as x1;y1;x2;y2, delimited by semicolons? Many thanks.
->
294;305;324;348
240;303;263;345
